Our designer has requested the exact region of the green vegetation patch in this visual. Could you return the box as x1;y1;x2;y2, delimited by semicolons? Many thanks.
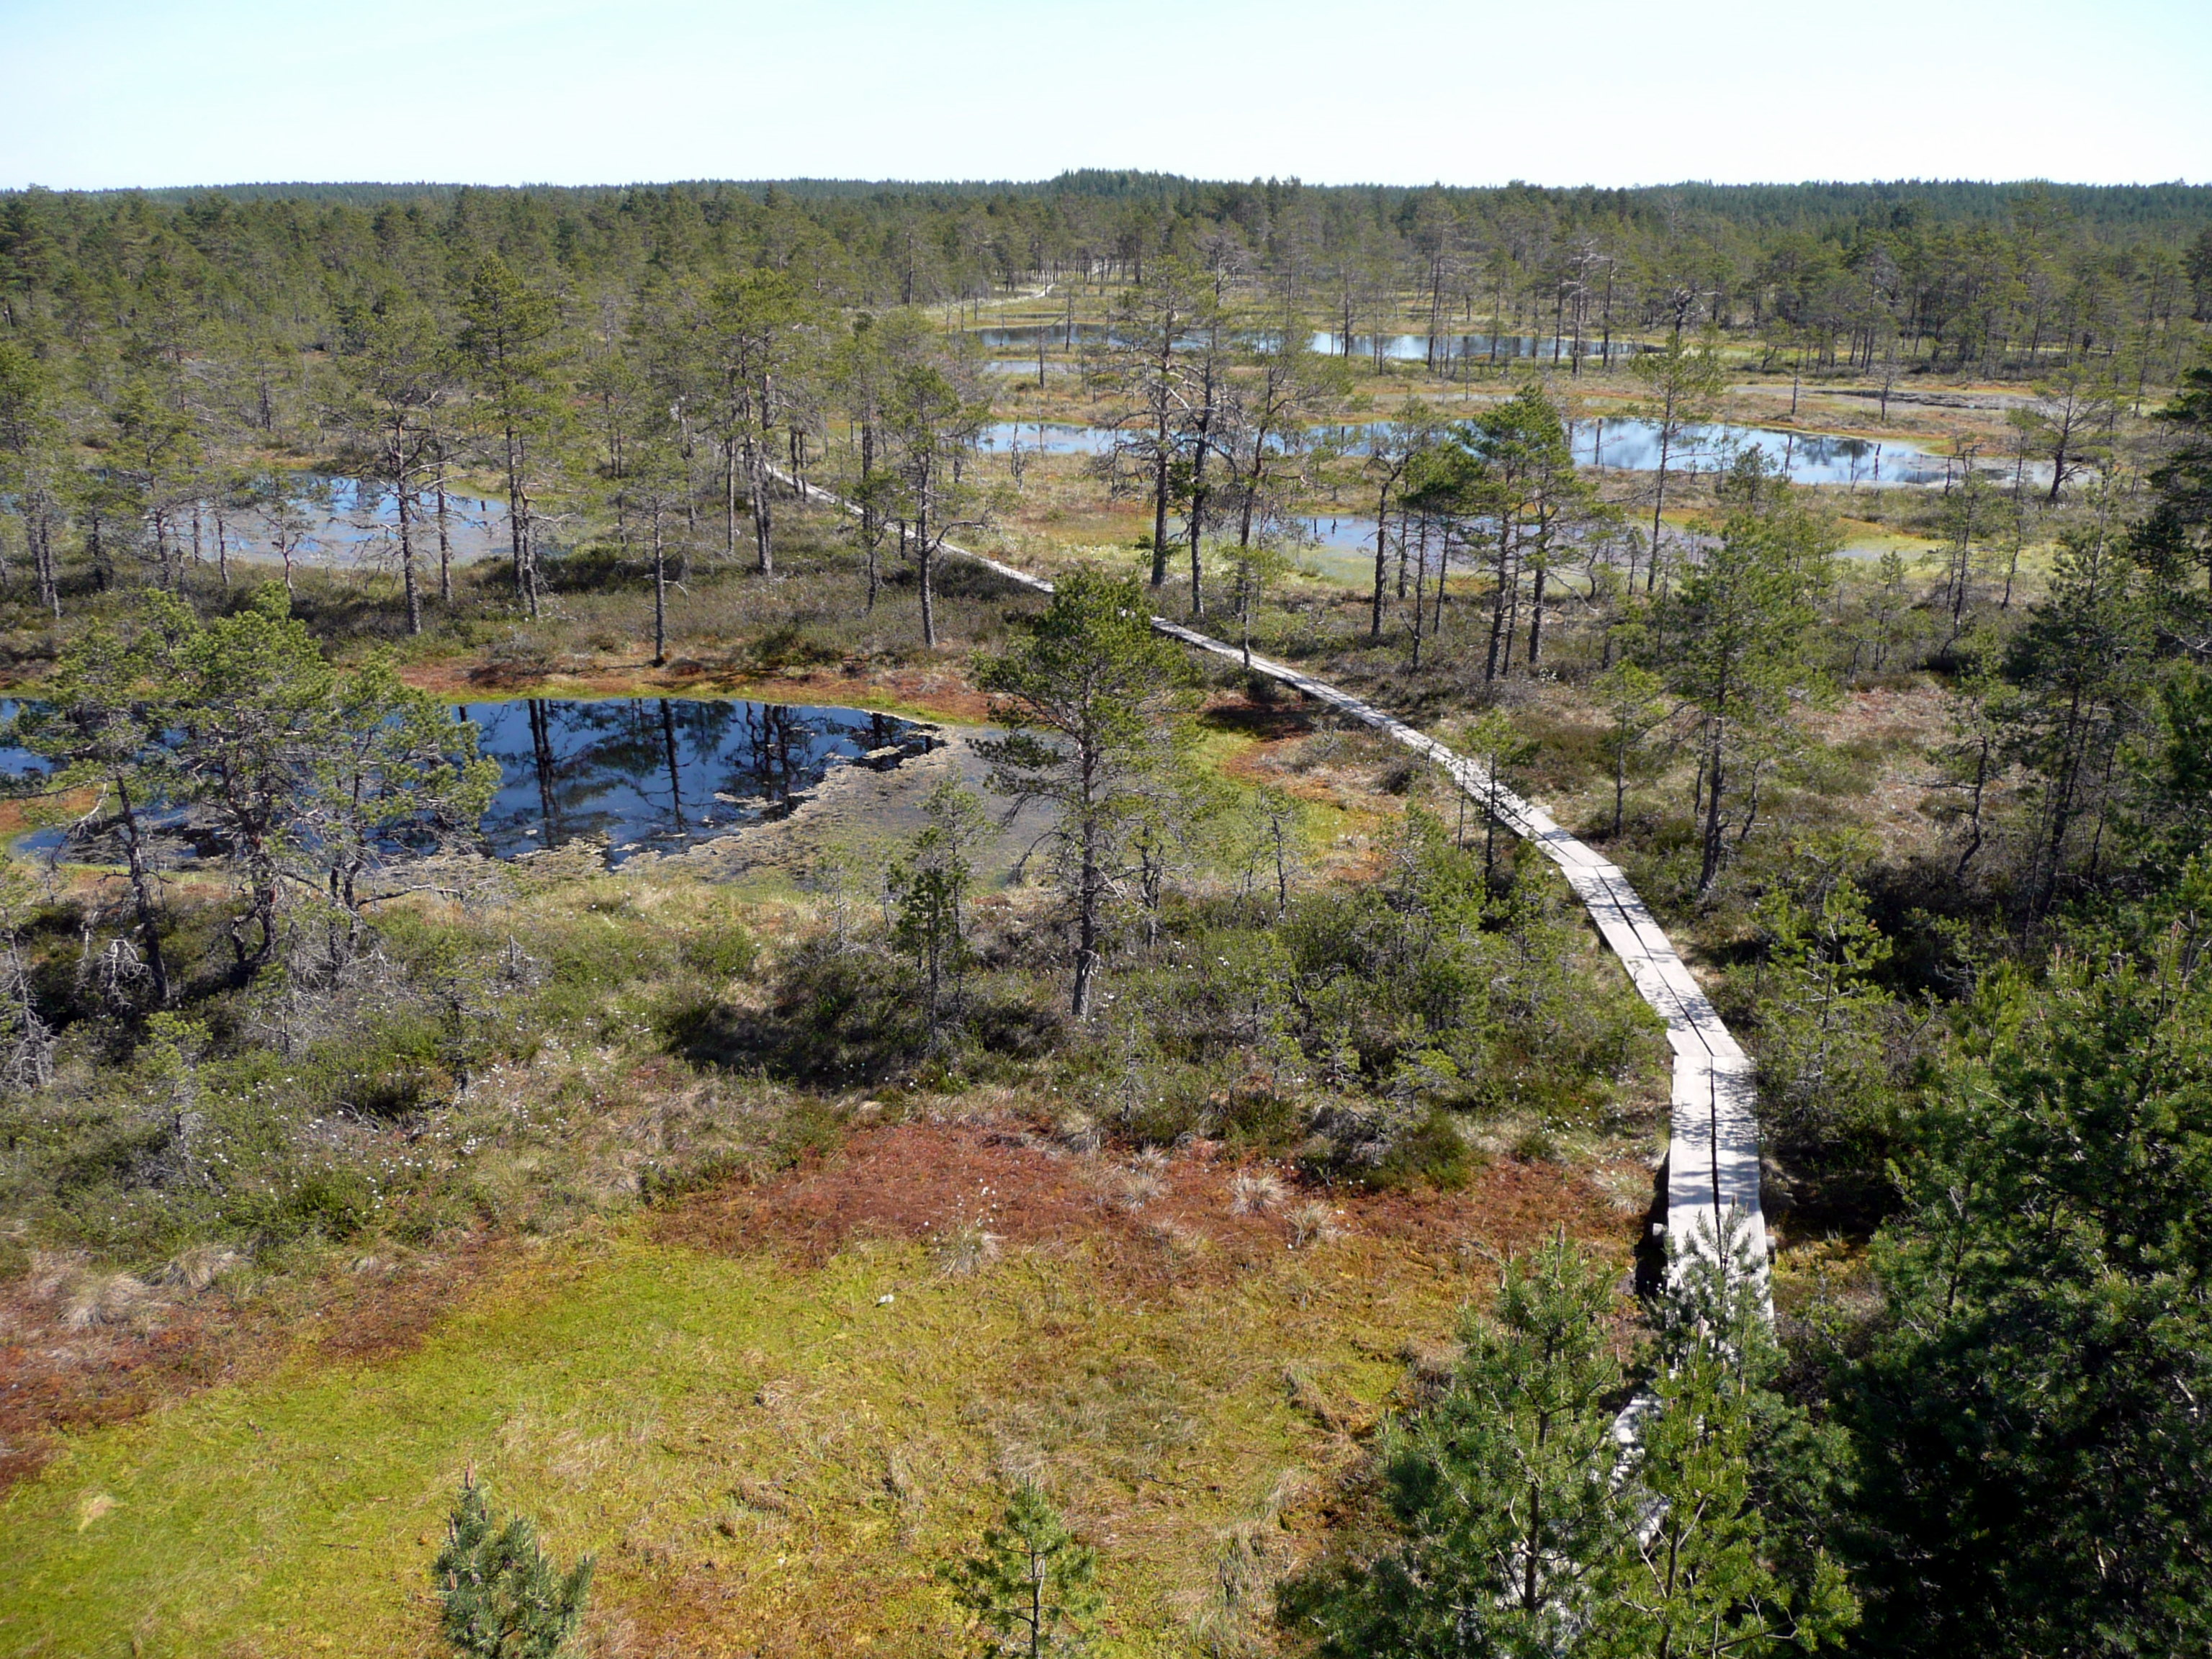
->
0;1177;1613;1656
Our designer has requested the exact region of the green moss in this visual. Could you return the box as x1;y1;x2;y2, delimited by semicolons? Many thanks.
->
0;1218;1508;1656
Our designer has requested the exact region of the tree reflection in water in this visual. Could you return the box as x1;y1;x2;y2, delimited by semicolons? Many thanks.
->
457;697;933;862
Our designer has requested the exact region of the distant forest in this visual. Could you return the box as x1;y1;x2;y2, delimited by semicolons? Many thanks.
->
5;172;2209;382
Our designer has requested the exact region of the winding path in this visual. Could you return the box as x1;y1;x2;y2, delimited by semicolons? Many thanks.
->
778;472;1768;1285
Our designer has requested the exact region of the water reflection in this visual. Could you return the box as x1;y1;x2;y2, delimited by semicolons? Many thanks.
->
0;697;936;867
979;421;1120;456
968;323;1618;364
207;475;511;573
462;697;936;863
1306;331;1632;363
1573;419;1957;486
973;410;2033;491
1301;516;1385;552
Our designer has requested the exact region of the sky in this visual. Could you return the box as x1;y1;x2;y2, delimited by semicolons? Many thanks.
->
1;0;2207;192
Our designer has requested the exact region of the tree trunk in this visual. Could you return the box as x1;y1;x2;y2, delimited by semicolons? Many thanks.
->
1188;408;1211;619
1485;517;1514;683
1527;559;1547;668
114;779;170;1007
505;419;531;612
1648;420;1673;595
916;502;937;649
1698;716;1727;895
31;494;58;616
750;439;775;574
1409;520;1429;673
1369;486;1392;642
724;441;739;559
1071;757;1102;1020
652;506;667;666
435;467;451;605
395;423;421;636
1150;441;1169;587
860;420;880;611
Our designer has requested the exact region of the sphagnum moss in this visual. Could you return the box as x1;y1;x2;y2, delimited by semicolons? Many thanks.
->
0;1177;1626;1658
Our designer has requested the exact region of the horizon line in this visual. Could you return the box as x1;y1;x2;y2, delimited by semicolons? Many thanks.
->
6;172;2207;198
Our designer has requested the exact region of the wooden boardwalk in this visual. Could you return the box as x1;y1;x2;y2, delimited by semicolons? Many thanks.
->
778;473;1768;1285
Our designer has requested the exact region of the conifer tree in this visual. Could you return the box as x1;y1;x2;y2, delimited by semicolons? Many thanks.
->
888;779;989;1044
939;1484;1101;1659
0;340;68;616
1629;332;1727;591
1997;500;2152;914
431;1473;594;1659
1593;660;1668;838
10;602;188;1004
1653;454;1835;895
1842;940;2212;1655
457;255;565;616
976;571;1196;1017
1326;1234;1628;1659
1609;1215;1858;1659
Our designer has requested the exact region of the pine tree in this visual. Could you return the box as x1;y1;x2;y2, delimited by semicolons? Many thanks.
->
1287;1235;1629;1658
1629;332;1727;591
431;1473;594;1659
0;340;69;617
457;256;565;616
2134;349;2212;644
1750;854;1897;1214
975;571;1197;1017
1592;660;1668;838
1652;455;1835;895
1841;940;2212;1655
888;780;989;1045
939;1485;1102;1659
10;598;189;1004
1996;503;2152;914
1606;1214;1858;1659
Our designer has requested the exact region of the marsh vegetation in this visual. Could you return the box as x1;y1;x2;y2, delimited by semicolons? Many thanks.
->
1;172;2210;1657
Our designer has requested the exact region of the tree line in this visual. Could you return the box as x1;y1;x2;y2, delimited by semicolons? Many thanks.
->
0;172;2203;648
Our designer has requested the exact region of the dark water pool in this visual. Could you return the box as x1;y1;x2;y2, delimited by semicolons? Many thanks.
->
462;697;938;863
1;698;938;867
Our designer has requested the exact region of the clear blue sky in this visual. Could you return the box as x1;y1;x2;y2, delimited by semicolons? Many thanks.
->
1;0;2206;192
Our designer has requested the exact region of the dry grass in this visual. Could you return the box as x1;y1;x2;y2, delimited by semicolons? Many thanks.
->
1285;1201;1346;1251
1228;1172;1287;1216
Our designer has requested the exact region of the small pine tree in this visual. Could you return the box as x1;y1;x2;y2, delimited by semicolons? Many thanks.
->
431;1473;594;1659
1604;1212;1857;1659
939;1484;1102;1658
1286;1233;1627;1658
887;780;990;1045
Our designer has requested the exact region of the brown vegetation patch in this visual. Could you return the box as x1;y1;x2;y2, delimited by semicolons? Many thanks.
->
1805;681;1949;751
0;1280;242;1490
0;1236;505;1492
310;1238;506;1364
649;1116;1626;1278
0;784;101;841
